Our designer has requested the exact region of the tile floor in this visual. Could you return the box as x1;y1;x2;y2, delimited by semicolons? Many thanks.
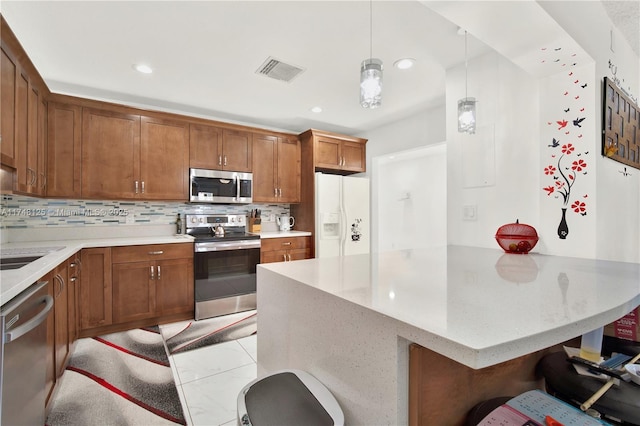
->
164;333;258;426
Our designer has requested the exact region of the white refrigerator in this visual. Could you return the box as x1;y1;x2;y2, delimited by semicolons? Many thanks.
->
315;172;370;258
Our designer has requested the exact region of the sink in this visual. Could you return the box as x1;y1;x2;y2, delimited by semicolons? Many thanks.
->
0;256;43;271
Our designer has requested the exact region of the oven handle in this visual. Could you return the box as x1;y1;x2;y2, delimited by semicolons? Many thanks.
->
195;240;261;252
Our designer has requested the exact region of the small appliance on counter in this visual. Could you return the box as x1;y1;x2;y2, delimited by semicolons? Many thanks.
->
277;214;295;231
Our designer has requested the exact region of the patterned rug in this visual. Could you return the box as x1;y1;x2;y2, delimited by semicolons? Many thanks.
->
46;327;186;426
162;310;257;355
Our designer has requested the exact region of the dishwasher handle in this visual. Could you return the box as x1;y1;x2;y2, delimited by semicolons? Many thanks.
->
4;294;54;344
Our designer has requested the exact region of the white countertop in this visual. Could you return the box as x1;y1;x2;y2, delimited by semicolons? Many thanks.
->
253;230;312;239
259;245;640;368
1;234;194;305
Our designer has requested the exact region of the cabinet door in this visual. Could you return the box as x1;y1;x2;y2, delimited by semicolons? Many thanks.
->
341;141;366;173
37;95;47;195
79;247;112;330
53;261;69;377
277;137;301;203
261;250;289;264
155;257;193;316
47;102;82;197
252;133;277;202
222;129;252;172
289;248;312;261
112;261;155;323
190;123;222;170
1;46;17;167
140;116;189;200
68;253;81;343
14;71;29;191
314;136;342;170
82;108;140;199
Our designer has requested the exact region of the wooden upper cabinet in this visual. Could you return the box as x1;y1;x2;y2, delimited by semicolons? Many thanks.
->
252;133;300;203
252;133;278;202
314;133;366;174
1;46;17;167
277;136;301;203
189;125;251;172
222;129;252;172
189;123;222;169
140;116;189;200
82;108;140;199
47;102;82;198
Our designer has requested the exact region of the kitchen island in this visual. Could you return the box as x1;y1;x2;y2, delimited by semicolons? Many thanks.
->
256;246;640;425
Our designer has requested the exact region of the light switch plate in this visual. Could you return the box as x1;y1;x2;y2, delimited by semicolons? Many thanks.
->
463;205;477;221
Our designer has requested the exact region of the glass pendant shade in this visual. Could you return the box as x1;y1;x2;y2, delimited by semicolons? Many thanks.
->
458;97;476;134
360;58;383;109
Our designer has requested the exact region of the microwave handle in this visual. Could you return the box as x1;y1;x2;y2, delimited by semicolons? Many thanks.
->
236;177;240;201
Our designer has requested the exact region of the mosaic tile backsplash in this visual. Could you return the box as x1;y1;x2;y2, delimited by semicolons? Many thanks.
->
1;195;290;229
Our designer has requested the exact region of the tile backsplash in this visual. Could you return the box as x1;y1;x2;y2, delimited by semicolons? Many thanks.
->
1;195;290;229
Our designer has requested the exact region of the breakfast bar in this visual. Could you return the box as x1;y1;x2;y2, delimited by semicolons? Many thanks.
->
256;246;640;425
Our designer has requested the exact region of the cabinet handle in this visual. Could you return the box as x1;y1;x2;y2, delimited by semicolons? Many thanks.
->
283;254;287;261
141;181;145;193
157;265;161;279
218;156;222;166
274;188;278;197
148;251;164;255
278;188;282;197
282;242;292;246
150;265;155;280
54;274;65;297
70;277;77;283
28;168;36;186
135;181;139;193
224;156;227;166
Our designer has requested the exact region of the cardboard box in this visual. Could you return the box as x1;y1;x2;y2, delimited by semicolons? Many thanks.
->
604;306;639;342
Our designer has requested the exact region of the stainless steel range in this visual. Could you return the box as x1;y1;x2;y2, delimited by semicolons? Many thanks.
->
186;214;260;320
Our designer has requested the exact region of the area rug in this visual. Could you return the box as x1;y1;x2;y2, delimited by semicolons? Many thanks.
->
46;326;186;426
162;310;257;355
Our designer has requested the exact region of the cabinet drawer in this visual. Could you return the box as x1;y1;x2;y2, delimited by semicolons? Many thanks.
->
112;243;193;263
261;236;311;252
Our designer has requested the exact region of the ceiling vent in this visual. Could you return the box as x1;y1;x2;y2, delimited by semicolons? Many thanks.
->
256;57;305;83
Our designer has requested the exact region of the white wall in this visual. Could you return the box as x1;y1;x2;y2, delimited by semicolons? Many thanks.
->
446;51;540;250
374;143;447;253
359;105;447;254
540;0;640;262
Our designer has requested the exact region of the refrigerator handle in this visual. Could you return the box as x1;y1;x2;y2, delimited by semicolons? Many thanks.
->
340;180;347;256
4;294;53;343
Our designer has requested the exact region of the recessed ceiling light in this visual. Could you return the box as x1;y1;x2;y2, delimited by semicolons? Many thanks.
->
310;106;323;113
393;58;415;70
133;64;153;74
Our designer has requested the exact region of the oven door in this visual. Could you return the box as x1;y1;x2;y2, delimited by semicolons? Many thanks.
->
193;241;260;320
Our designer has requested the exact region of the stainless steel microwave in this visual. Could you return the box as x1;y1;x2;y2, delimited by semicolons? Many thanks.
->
189;168;253;204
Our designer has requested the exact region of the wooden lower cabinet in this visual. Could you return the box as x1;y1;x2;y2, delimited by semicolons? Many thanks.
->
260;236;312;263
79;247;113;330
79;243;193;336
112;244;193;323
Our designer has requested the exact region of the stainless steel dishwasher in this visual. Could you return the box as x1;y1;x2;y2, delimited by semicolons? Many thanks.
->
1;280;53;425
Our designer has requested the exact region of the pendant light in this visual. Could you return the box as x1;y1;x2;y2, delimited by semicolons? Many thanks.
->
458;30;476;134
360;0;383;109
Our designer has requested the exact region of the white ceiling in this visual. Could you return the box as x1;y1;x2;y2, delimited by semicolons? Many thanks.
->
1;1;637;136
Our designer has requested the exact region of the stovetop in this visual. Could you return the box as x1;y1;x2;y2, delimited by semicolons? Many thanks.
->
189;231;260;243
185;213;259;243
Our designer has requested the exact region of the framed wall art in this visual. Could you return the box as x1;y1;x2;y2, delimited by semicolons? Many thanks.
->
602;76;640;169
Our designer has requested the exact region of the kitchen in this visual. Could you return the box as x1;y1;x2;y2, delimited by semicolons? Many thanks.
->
1;1;640;425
